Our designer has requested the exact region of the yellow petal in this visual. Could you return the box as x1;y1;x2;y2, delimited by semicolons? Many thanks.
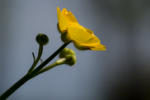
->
90;44;106;51
57;7;78;33
67;24;106;51
61;8;78;23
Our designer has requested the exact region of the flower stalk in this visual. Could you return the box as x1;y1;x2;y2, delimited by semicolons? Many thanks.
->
28;44;43;73
0;42;70;100
33;58;66;76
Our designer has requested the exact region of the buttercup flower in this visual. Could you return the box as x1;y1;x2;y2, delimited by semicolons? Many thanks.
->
57;7;106;51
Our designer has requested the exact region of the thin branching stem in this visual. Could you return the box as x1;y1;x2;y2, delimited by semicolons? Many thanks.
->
28;44;43;73
0;42;70;100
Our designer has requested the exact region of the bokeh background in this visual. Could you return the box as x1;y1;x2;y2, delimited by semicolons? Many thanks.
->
0;0;150;100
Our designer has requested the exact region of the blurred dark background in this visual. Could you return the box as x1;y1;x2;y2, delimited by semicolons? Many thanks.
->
0;0;150;100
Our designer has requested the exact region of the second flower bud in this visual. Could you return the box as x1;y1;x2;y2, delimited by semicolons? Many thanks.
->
59;48;76;66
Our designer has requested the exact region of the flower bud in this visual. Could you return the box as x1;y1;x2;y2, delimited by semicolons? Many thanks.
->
65;55;76;66
36;33;49;45
59;48;76;66
59;48;75;57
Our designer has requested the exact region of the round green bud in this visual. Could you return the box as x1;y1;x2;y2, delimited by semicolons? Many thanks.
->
65;55;76;66
59;48;75;58
59;48;76;66
36;33;49;45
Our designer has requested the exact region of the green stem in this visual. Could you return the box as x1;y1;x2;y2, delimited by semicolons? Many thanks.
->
35;58;66;76
31;42;70;75
28;44;43;73
0;42;70;100
0;74;32;100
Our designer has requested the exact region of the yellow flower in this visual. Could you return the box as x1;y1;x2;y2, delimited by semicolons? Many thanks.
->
57;7;106;51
